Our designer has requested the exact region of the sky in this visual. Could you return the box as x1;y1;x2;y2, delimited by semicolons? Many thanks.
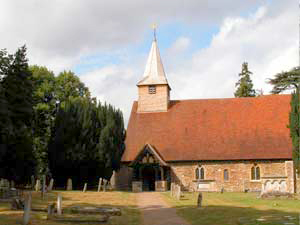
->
0;0;298;124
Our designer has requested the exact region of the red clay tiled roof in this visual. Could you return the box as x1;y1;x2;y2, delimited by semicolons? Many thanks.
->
122;95;293;162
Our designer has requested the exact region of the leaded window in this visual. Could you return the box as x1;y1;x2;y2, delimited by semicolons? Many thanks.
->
251;165;260;180
224;169;229;181
196;167;204;180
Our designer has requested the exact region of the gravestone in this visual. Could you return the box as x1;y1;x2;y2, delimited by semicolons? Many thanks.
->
41;175;46;199
31;176;35;190
48;179;54;191
11;198;24;210
47;203;55;218
22;193;31;225
57;194;62;215
170;183;174;197
176;184;181;200
10;180;15;189
103;179;107;192
98;178;102;192
83;183;87;192
197;192;203;208
35;179;41;192
66;178;72;191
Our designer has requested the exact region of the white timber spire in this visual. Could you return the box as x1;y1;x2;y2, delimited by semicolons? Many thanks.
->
137;34;169;87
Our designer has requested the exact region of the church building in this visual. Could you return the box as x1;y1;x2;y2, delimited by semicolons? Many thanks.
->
113;35;299;193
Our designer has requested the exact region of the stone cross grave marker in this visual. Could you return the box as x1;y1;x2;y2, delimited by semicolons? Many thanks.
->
22;192;31;225
98;178;103;192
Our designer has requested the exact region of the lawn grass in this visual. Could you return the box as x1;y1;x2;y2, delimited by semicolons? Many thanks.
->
0;191;141;225
161;192;300;225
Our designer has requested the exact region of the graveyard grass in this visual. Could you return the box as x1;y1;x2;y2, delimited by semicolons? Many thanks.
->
0;191;140;225
162;192;300;225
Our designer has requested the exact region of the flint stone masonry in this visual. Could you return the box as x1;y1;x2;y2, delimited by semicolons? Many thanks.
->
169;160;294;193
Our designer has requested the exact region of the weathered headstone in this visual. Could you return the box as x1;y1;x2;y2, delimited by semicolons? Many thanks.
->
97;178;102;192
0;178;4;188
31;176;35;190
48;179;54;191
83;183;87;192
220;187;224;193
35;179;41;192
47;203;55;218
176;184;181;200
22;192;32;225
10;180;15;189
103;179;107;192
11;198;24;210
66;178;72;191
197;192;203;208
170;183;174;197
41;175;46;199
57;194;62;215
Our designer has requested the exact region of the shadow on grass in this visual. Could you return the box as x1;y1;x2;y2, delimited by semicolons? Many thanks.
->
172;205;300;225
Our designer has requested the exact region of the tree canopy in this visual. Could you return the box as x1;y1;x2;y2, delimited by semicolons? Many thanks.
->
234;62;256;97
0;47;125;186
0;46;35;183
268;67;300;173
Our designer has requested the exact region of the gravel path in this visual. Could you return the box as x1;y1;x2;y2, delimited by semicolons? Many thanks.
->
136;192;190;225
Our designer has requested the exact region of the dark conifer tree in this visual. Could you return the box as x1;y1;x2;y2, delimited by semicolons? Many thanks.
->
234;62;256;97
0;46;35;182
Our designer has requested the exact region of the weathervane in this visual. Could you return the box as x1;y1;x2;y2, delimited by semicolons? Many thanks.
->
152;23;157;41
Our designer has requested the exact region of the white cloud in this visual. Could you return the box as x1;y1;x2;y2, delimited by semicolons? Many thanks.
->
1;0;298;124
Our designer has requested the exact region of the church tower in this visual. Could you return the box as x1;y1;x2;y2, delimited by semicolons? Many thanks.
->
137;32;171;113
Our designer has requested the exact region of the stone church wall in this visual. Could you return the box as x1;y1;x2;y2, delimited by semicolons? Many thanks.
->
169;160;294;193
111;164;133;191
137;85;169;112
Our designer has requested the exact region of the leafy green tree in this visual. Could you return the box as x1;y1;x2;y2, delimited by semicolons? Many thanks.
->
30;66;91;177
30;66;56;176
0;46;35;183
56;70;90;102
268;67;300;174
234;62;256;97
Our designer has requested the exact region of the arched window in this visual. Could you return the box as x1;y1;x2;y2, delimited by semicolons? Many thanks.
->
196;166;204;180
224;169;229;181
251;165;260;180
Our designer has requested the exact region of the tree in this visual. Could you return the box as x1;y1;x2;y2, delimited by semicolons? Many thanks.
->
0;46;35;183
48;98;125;188
268;67;300;174
234;62;256;97
30;66;92;177
30;66;56;177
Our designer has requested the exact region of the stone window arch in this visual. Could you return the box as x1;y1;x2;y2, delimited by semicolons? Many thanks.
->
196;166;204;180
251;165;260;180
224;169;229;181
